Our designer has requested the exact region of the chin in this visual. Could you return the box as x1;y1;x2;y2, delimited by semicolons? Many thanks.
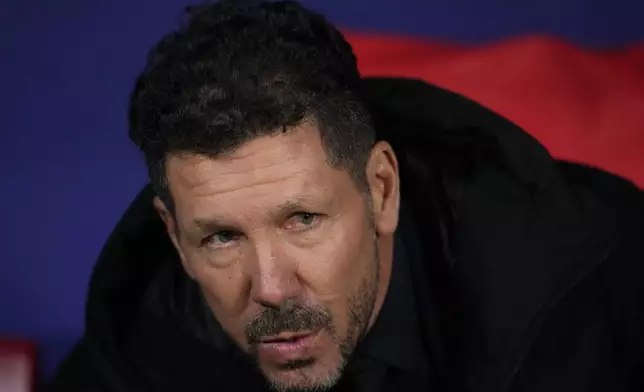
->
262;360;343;392
252;328;349;391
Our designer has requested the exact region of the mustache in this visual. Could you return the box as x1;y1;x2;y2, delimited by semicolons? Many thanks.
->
245;300;332;344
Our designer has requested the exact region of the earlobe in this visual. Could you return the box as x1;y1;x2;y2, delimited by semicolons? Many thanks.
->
366;142;400;236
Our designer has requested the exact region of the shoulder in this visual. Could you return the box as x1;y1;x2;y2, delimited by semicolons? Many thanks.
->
593;172;644;338
559;161;644;353
557;161;644;291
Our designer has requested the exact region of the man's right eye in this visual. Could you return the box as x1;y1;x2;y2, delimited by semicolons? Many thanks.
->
202;231;239;247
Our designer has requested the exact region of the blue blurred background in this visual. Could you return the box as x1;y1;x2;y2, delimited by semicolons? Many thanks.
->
3;0;644;380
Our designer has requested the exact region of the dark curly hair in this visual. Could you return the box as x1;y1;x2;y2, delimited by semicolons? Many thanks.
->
128;1;376;211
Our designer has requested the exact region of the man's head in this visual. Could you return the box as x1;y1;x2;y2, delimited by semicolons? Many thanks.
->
128;2;400;391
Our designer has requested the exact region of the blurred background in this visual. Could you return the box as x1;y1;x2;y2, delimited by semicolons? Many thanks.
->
2;0;644;388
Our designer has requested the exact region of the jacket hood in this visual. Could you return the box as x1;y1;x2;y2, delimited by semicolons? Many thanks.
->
82;77;629;390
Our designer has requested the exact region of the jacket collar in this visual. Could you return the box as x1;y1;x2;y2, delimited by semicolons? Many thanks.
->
362;77;624;391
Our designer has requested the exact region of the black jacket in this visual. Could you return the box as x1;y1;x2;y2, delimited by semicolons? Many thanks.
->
49;78;644;392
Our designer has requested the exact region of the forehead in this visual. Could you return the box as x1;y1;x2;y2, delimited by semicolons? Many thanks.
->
165;124;355;221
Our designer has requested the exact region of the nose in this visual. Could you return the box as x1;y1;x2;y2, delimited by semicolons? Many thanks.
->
249;240;302;309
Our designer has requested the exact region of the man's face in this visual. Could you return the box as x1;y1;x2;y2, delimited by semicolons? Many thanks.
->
157;124;399;391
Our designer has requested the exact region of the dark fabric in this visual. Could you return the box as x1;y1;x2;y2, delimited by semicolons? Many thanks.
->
48;77;644;392
340;202;432;390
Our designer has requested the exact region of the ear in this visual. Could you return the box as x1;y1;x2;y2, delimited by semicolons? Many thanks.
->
153;196;195;279
366;141;400;237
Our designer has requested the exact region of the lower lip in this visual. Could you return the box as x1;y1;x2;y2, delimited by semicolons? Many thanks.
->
257;331;320;363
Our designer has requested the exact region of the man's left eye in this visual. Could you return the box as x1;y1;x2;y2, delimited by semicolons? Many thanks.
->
298;213;317;226
286;212;320;231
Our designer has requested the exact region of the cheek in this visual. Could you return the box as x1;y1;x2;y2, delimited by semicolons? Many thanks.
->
183;250;250;336
297;215;374;304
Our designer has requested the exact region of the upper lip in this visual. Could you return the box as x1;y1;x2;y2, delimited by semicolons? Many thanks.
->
260;331;312;343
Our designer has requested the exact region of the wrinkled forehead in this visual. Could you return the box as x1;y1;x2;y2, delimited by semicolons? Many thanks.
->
163;127;359;228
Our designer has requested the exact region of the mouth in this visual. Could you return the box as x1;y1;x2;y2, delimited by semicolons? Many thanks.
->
260;331;313;343
255;330;321;363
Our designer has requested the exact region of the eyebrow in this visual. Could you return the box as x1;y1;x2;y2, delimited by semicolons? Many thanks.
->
189;197;315;233
275;197;309;216
192;218;228;233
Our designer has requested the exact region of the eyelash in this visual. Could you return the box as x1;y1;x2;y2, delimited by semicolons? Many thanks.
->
201;231;239;248
200;212;321;248
288;212;320;232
